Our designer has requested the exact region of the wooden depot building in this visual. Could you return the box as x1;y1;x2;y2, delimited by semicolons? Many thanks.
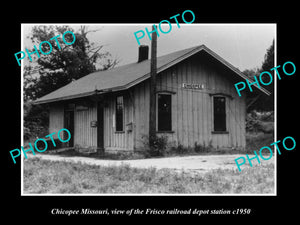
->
34;45;270;153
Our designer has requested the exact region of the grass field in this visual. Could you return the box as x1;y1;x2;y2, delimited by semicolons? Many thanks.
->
23;157;275;194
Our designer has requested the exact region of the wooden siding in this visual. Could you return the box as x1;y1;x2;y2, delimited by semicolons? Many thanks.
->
48;52;246;151
133;81;150;150
49;103;64;134
103;94;134;151
48;97;134;151
74;101;97;149
133;53;246;150
49;101;98;149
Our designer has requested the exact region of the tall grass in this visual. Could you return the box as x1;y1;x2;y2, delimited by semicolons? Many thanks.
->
23;158;274;194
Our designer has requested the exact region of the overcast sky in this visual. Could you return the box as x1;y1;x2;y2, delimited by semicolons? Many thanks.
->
23;24;275;72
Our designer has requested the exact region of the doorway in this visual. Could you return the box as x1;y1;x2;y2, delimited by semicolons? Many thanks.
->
64;105;74;147
97;102;104;149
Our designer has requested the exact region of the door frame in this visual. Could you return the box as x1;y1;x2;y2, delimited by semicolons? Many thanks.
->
97;101;104;149
64;105;75;147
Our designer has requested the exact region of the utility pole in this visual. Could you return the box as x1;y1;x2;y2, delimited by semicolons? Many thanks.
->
149;25;157;151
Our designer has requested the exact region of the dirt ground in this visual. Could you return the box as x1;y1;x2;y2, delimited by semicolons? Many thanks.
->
25;153;275;173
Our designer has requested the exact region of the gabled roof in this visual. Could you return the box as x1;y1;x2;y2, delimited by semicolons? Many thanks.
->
34;44;270;104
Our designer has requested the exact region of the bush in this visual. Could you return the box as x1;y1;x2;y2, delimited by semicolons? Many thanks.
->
24;121;48;141
171;143;189;155
194;142;212;153
142;134;169;157
246;111;259;132
246;132;274;153
246;110;274;133
24;101;49;141
259;111;274;122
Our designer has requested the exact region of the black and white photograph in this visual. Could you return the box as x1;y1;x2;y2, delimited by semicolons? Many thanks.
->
3;3;300;220
21;23;276;195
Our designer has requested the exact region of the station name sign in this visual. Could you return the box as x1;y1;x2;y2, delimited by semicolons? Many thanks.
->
182;83;205;89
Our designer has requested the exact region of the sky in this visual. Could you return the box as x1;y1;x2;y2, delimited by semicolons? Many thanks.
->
22;24;275;72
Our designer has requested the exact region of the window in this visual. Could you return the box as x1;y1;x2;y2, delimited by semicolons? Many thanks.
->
213;96;226;131
115;96;124;131
157;94;172;131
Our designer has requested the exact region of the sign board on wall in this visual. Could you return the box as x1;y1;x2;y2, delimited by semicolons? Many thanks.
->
182;83;205;89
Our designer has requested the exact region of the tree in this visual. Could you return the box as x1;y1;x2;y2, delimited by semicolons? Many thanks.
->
24;25;118;101
24;25;118;139
242;67;260;80
261;39;275;74
244;39;274;112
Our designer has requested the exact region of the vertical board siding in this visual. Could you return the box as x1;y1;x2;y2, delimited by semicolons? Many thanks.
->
48;97;134;151
182;61;189;147
74;101;97;148
103;94;134;150
133;53;246;150
49;101;98;149
133;82;149;149
48;53;246;151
